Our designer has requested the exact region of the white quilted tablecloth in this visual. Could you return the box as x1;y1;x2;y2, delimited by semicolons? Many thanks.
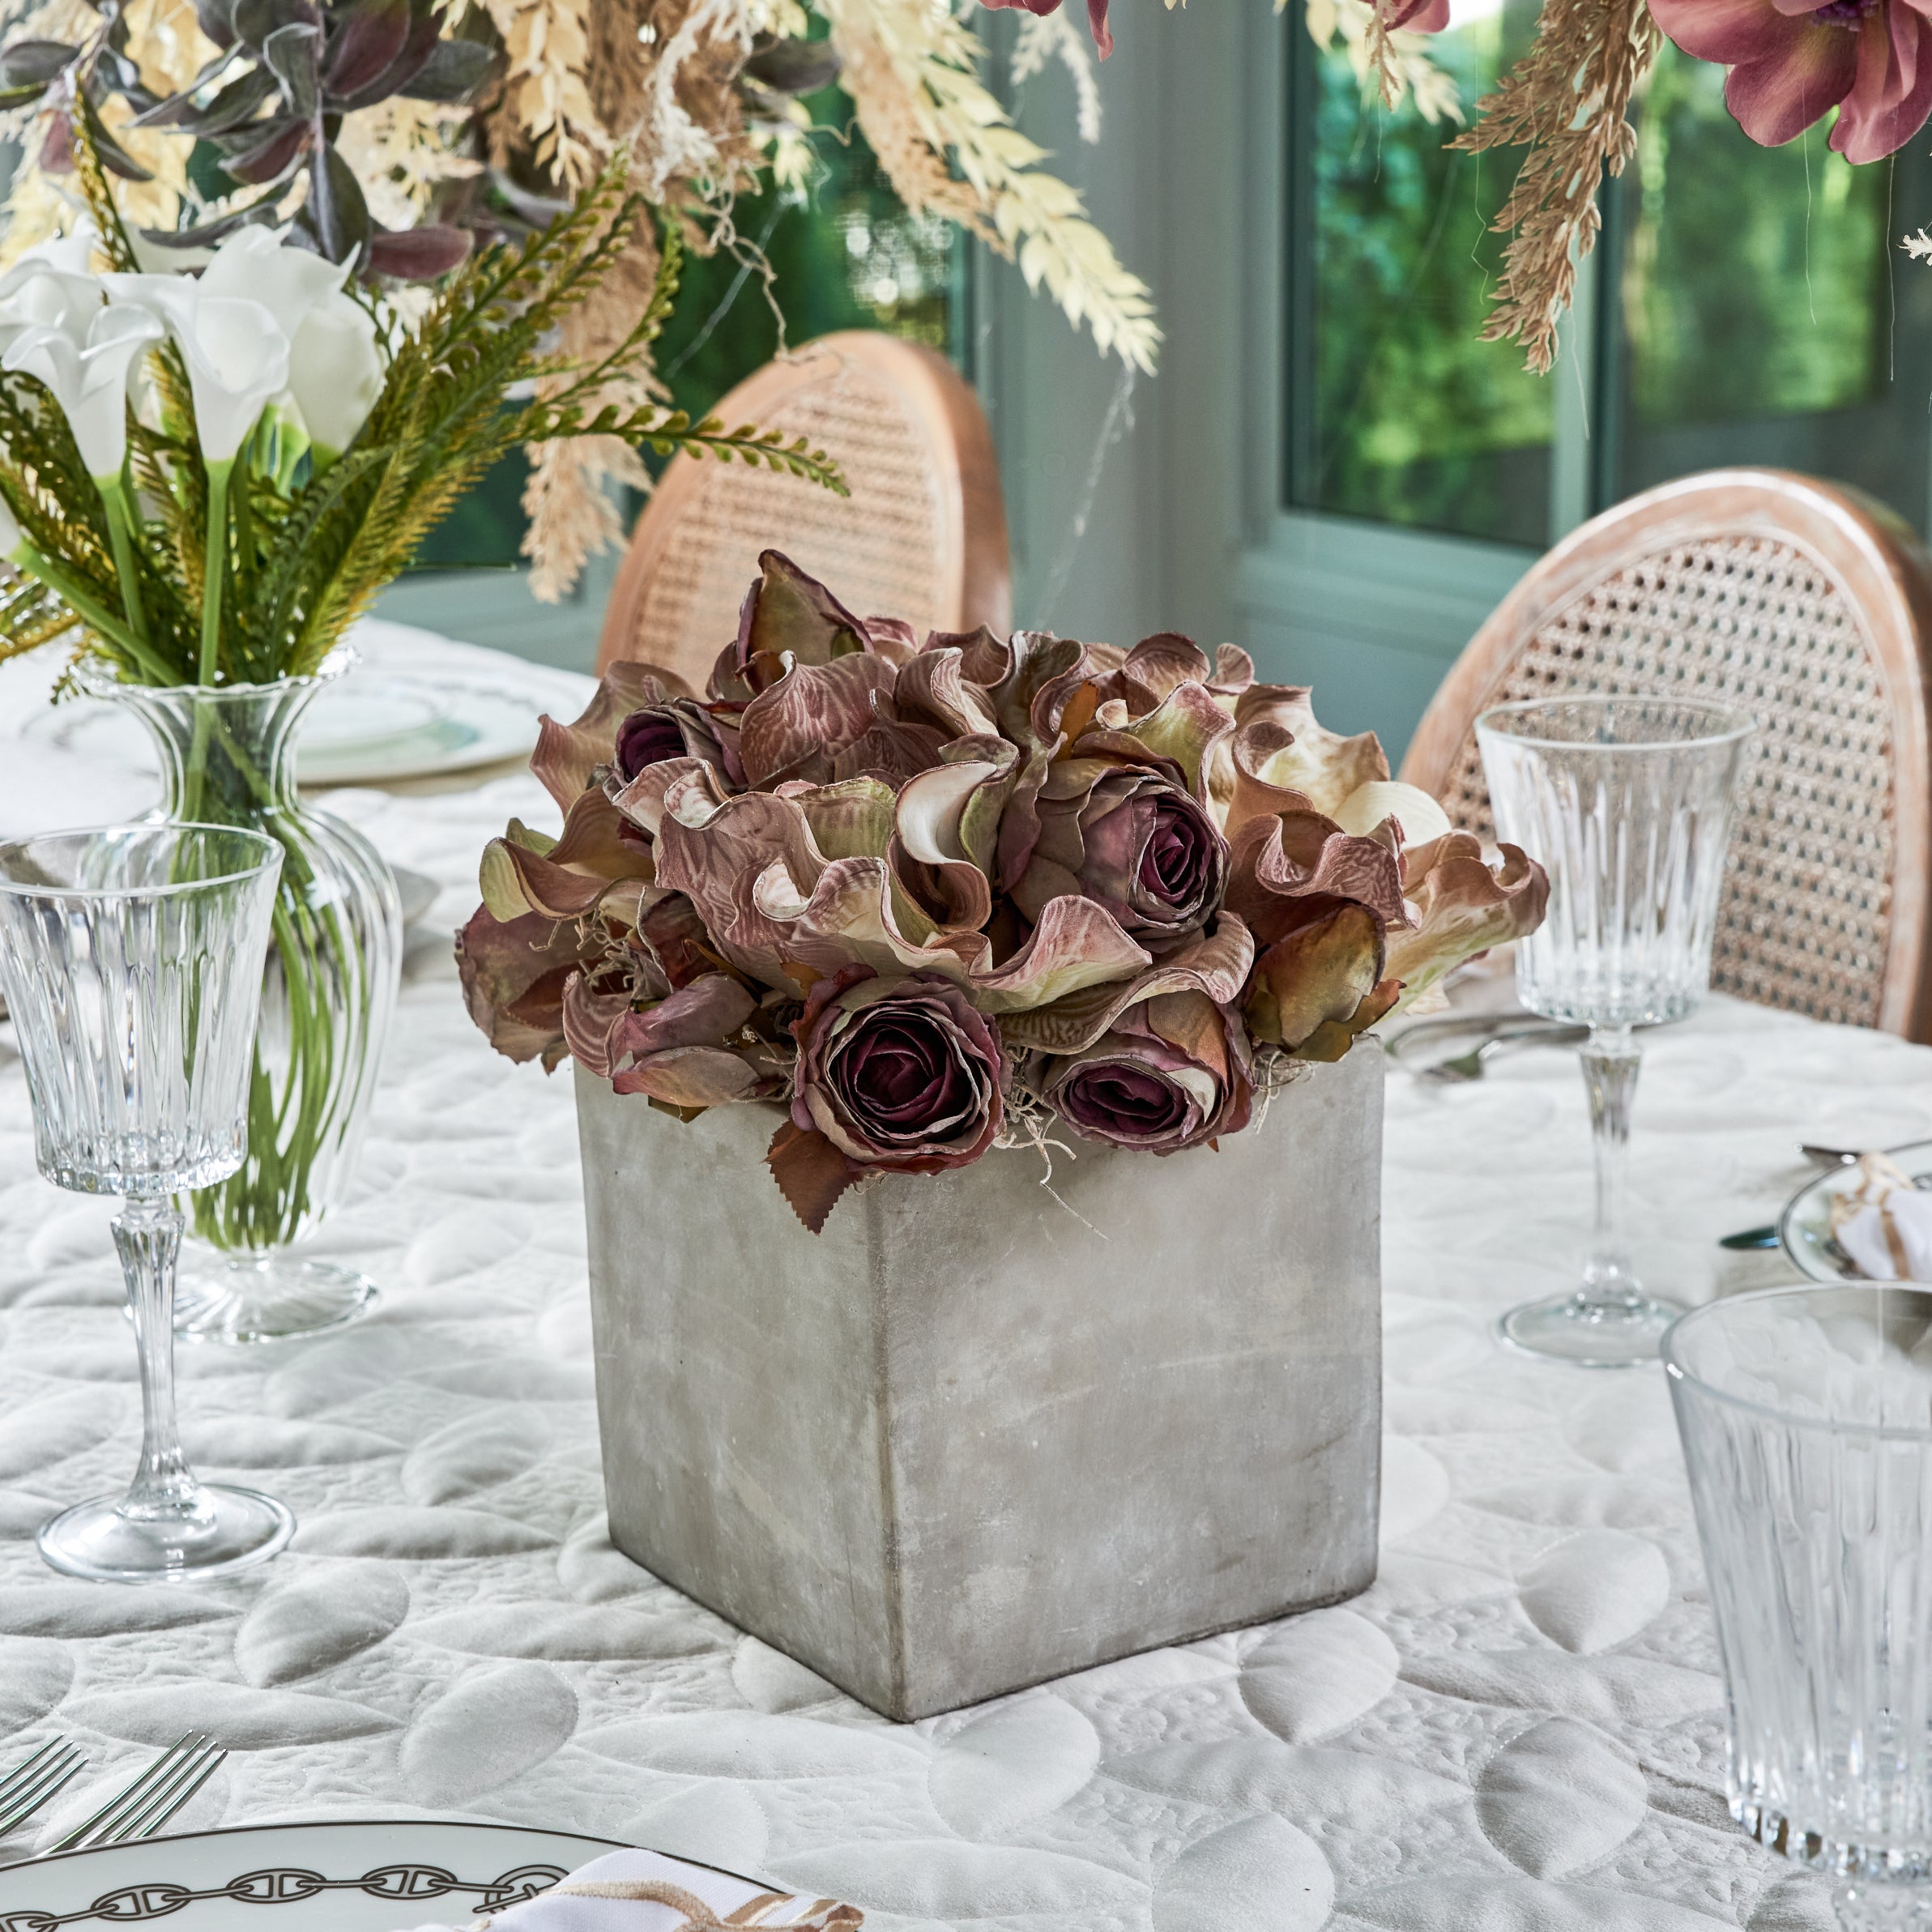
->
1;714;1921;1930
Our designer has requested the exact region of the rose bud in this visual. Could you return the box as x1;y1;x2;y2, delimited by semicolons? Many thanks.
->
1040;990;1252;1154
792;970;1005;1173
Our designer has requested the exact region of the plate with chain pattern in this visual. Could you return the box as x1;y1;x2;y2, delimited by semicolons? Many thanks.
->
0;1820;627;1930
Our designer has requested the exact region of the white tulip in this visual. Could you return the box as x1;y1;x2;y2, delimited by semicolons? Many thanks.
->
3;303;164;479
287;290;383;464
1333;779;1453;848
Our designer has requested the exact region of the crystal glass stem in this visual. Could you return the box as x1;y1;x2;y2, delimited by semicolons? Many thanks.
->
1580;1026;1643;1309
117;1199;199;1521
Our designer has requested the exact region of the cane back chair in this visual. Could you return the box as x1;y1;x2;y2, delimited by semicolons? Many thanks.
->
596;331;1011;689
1399;470;1932;1040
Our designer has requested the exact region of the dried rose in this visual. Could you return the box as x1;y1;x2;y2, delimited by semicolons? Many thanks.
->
791;970;1005;1171
769;969;1009;1232
1041;991;1252;1153
614;697;746;790
1013;761;1226;953
531;663;687;812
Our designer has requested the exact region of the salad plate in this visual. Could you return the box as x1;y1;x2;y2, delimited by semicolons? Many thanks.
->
0;1819;626;1930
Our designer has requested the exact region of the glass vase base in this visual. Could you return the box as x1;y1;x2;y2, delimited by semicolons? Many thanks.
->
1499;1290;1687;1367
36;1484;293;1582
1835;1883;1932;1930
174;1256;377;1346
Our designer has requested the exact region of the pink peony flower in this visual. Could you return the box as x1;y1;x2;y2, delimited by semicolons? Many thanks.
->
1649;0;1932;163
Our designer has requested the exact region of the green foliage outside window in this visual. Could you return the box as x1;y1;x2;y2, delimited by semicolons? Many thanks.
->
1302;0;1552;548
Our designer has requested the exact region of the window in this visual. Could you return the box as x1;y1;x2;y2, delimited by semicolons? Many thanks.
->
1285;0;1932;551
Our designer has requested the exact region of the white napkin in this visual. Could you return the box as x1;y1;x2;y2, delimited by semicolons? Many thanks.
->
398;1847;861;1930
1831;1152;1932;1281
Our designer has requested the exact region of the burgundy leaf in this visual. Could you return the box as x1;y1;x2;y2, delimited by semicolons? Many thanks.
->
366;223;473;280
766;1120;858;1235
325;0;410;96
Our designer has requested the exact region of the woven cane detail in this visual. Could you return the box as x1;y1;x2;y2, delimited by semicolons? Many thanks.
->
1442;535;1895;1029
625;360;948;674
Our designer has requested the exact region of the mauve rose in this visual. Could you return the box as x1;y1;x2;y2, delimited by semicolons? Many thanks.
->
1041;991;1251;1154
1013;765;1226;952
614;707;687;782
792;970;1004;1172
614;699;746;788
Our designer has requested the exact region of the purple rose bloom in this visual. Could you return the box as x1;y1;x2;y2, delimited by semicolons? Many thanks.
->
792;970;1005;1173
614;707;688;782
1041;992;1251;1154
614;700;746;788
1013;763;1226;953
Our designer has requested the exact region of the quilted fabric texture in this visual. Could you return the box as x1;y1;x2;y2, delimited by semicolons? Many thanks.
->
0;766;1907;1932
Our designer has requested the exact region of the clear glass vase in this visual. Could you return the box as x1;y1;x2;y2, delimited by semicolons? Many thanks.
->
97;654;403;1343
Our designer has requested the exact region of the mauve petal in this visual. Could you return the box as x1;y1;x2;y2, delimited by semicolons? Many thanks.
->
1725;19;1858;143
1652;0;1819;62
1087;0;1112;58
1832;3;1932;155
1385;0;1449;29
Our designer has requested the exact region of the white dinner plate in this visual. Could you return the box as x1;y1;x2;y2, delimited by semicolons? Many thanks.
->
1780;1138;1932;1282
19;626;591;788
0;1819;626;1930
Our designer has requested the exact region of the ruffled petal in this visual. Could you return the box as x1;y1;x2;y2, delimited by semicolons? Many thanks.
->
1831;1;1932;156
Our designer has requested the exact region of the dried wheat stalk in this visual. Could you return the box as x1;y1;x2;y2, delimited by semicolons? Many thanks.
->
1450;0;1658;373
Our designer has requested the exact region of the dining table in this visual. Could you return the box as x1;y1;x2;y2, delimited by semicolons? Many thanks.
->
0;626;1900;1932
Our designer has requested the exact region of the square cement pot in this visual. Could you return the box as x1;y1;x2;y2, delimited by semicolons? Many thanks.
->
575;1046;1382;1721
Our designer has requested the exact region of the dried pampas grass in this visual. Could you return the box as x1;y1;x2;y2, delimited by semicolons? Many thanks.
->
1306;0;1461;127
1450;0;1657;373
821;0;1160;371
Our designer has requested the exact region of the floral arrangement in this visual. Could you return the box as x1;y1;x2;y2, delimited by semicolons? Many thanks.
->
0;0;1161;605
458;552;1548;1231
0;148;840;693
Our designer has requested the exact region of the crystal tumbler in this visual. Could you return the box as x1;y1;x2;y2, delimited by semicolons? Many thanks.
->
1478;695;1752;1366
0;825;292;1580
1667;1285;1932;1927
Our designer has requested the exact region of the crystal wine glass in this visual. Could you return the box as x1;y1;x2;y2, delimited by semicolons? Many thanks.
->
0;825;293;1580
1477;695;1753;1367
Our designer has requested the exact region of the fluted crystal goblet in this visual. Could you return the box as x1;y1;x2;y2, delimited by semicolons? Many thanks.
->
1478;695;1753;1367
0;825;292;1580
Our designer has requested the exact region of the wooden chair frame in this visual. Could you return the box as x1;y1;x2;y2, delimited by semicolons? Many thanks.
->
597;332;1010;685
1400;468;1932;1040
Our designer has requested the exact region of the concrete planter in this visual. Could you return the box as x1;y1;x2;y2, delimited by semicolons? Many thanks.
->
575;1047;1383;1721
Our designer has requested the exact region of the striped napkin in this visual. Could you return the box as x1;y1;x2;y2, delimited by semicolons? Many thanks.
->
400;1846;861;1930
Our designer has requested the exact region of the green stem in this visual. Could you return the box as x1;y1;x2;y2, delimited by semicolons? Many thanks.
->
15;541;173;685
199;458;231;687
96;474;152;651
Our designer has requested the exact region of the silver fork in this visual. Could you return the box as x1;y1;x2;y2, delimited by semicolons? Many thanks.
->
47;1734;226;1853
1417;1024;1590;1083
0;1738;87;1839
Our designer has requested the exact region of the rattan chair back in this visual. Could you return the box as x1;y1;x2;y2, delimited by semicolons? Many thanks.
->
597;331;1010;689
1399;469;1932;1039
